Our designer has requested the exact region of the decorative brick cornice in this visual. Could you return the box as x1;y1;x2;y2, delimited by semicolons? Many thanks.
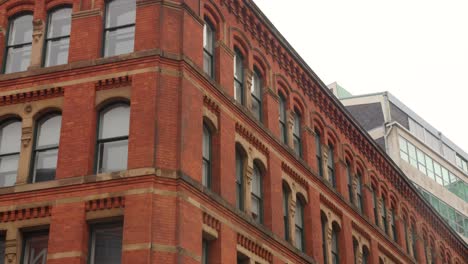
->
351;221;371;241
320;194;343;217
0;87;63;106
202;212;220;232
0;205;51;222
203;95;220;114
95;75;132;91
85;197;125;212
235;122;269;156
237;233;273;262
281;162;308;191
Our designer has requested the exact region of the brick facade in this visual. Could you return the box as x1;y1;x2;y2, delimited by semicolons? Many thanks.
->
0;0;465;263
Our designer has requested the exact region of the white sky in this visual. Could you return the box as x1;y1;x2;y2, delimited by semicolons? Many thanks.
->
253;0;468;152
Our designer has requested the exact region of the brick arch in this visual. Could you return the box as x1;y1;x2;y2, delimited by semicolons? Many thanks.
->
230;27;252;56
31;104;62;121
310;112;325;134
95;96;130;111
252;48;271;82
368;172;379;191
46;0;73;11
203;0;225;27
0;112;22;123
342;144;354;163
4;0;34;16
203;115;218;133
275;74;293;96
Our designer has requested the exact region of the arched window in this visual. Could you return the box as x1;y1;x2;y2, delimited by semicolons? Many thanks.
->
202;123;212;188
104;0;136;57
327;144;335;187
403;215;410;253
0;119;21;187
353;238;359;264
4;13;33;73
96;103;130;173
234;49;244;105
294;197;304;251
235;147;245;211
44;7;72;67
203;19;215;78
282;183;290;241
411;224;418;260
278;93;287;144
331;226;340;264
356;171;363;213
372;185;378;225
292;111;301;157
390;205;397;242
346;161;353;204
251;69;262;121
321;214;328;264
362;246;370;264
381;195;388;233
251;163;263;223
31;114;61;183
315;130;323;177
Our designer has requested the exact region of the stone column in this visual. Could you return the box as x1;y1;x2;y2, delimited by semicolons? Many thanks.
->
305;191;323;262
325;224;333;264
244;69;253;112
387;207;394;240
4;227;18;264
29;19;45;69
369;238;380;264
414;232;427;264
289;197;297;246
244;159;254;215
287;110;295;150
16;116;34;185
322;145;330;183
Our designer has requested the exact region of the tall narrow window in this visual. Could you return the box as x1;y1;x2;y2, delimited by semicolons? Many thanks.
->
328;144;335;187
381;196;388;233
202;239;209;264
353;239;359;264
390;207;397;242
235;148;244;211
251;70;262;121
411;224;417;260
44;7;72;67
362;247;370;264
31;114;61;183
321;216;328;264
22;231;49;264
331;228;340;264
104;0;136;57
96;103;130;173
202;123;211;188
4;14;33;73
203;20;215;78
0;236;4;264
282;184;290;241
372;186;378;225
251;163;262;223
0;119;21;187
234;49;244;105
346;162;353;204
89;222;123;264
356;172;363;213
403;217;410;253
279;94;287;144
293;111;301;157
315;131;323;177
295;198;304;251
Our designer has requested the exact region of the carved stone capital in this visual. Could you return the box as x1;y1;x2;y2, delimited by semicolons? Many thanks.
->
21;127;33;148
32;19;44;43
290;199;296;219
245;165;253;185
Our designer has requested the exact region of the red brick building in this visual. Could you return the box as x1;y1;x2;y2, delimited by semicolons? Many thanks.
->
0;0;465;263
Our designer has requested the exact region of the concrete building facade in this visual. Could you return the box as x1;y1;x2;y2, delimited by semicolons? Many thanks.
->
0;1;465;264
330;84;468;242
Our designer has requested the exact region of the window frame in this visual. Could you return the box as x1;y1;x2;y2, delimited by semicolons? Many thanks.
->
88;221;123;264
95;102;130;174
356;171;363;213
292;110;302;158
279;93;287;144
294;198;305;251
102;0;136;57
2;12;33;74
203;18;215;79
235;148;245;211
20;230;49;264
233;48;245;105
251;163;263;223
331;228;340;264
282;184;290;241
251;68;263;122
346;161;353;204
315;131;323;177
202;122;212;189
327;144;335;187
0;118;22;187
43;5;72;67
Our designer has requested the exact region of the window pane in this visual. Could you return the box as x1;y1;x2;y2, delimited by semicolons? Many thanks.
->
106;0;136;28
99;105;130;139
0;120;21;154
45;38;70;66
37;115;62;148
23;233;48;264
203;22;214;54
202;125;211;160
98;140;128;173
9;15;33;45
295;227;303;250
251;165;261;196
5;44;31;73
203;52;213;77
92;223;123;264
0;154;19;187
252;97;261;120
202;160;209;187
234;80;243;104
47;8;72;38
105;26;135;57
251;71;261;98
33;149;58;182
234;52;243;81
251;196;260;222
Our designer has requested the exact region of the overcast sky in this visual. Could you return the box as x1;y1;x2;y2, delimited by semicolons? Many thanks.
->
253;0;468;153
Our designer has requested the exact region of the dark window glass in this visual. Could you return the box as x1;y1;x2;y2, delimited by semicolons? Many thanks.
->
235;149;244;211
202;239;208;264
0;120;21;187
403;218;410;253
391;208;397;242
89;222;123;264
322;217;328;264
411;225;417;260
372;186;378;225
362;248;369;264
31;114;61;183
346;162;353;204
203;20;215;78
234;49;244;105
282;184;290;241
356;172;363;212
202;123;211;188
295;199;304;251
22;232;49;264
104;0;135;57
96;104;130;173
4;14;33;73
293;112;301;157
44;8;71;66
279;94;287;144
328;145;335;187
251;70;262;121
381;196;388;233
251;164;262;223
315;131;323;177
353;240;358;264
331;229;339;264
0;236;4;264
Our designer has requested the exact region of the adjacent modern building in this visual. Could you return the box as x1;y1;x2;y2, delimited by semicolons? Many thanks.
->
329;82;468;241
0;0;465;264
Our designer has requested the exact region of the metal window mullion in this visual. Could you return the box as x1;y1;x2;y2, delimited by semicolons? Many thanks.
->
105;23;135;32
7;42;32;49
46;35;70;42
0;152;20;158
35;145;59;152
